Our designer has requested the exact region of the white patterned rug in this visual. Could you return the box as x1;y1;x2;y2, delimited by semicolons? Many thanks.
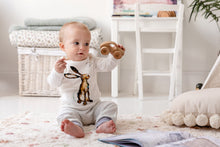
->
0;112;220;147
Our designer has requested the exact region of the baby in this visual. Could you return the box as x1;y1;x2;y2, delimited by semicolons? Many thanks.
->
47;22;125;138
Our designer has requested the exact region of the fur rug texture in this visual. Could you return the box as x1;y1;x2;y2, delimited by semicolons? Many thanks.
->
1;112;220;147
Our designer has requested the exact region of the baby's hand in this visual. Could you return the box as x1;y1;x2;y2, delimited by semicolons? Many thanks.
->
55;57;67;73
113;44;125;59
117;44;125;52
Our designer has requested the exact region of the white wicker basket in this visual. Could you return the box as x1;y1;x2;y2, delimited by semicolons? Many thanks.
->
17;47;65;96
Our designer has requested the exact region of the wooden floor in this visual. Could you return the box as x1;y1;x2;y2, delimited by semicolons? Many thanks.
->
0;93;169;120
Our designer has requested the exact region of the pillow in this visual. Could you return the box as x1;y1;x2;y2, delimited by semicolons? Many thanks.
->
161;88;220;129
24;17;96;30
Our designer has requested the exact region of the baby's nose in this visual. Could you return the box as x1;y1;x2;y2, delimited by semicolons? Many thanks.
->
79;43;83;48
79;45;86;50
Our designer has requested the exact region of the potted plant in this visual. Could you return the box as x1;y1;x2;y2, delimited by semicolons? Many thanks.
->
189;0;220;31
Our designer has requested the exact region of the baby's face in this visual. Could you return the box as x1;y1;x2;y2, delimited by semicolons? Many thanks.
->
61;26;91;61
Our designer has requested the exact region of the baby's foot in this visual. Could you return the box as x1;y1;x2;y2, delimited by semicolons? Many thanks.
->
61;119;84;138
96;120;116;134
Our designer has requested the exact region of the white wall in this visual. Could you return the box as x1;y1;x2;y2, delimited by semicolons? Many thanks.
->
182;0;220;92
0;0;219;96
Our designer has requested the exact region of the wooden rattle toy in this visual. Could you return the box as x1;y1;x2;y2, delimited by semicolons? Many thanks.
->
100;41;124;59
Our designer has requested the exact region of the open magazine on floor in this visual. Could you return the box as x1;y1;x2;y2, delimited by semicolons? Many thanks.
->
98;130;220;147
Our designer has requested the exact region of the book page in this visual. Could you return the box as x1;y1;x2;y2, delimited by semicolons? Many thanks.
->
99;130;191;147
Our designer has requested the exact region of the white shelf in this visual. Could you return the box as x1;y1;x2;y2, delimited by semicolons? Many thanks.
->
111;17;178;32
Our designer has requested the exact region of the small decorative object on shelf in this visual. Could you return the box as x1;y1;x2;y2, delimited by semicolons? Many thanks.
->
157;11;176;17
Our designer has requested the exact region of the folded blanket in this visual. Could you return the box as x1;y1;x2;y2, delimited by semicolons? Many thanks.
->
24;17;96;30
8;25;62;33
9;28;103;50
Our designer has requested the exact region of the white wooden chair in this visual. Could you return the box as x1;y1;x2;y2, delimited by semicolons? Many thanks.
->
134;3;184;100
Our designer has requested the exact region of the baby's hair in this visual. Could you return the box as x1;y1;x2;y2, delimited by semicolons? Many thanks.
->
59;22;90;42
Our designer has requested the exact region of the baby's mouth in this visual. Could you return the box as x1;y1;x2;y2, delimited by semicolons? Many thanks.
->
78;53;84;55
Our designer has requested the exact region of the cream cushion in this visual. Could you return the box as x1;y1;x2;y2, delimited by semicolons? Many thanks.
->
161;88;220;129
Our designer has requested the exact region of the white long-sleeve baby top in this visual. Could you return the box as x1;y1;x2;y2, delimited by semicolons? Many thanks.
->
47;54;119;110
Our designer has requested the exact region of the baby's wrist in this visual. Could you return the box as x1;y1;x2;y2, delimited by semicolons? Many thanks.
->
53;68;64;77
55;68;64;74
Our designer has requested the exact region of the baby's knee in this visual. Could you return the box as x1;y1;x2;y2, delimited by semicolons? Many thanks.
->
108;101;118;112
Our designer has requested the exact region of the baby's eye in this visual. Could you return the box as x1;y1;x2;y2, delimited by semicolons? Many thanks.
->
85;43;89;46
74;42;79;45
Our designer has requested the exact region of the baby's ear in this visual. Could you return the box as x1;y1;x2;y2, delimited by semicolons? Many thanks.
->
59;42;65;51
